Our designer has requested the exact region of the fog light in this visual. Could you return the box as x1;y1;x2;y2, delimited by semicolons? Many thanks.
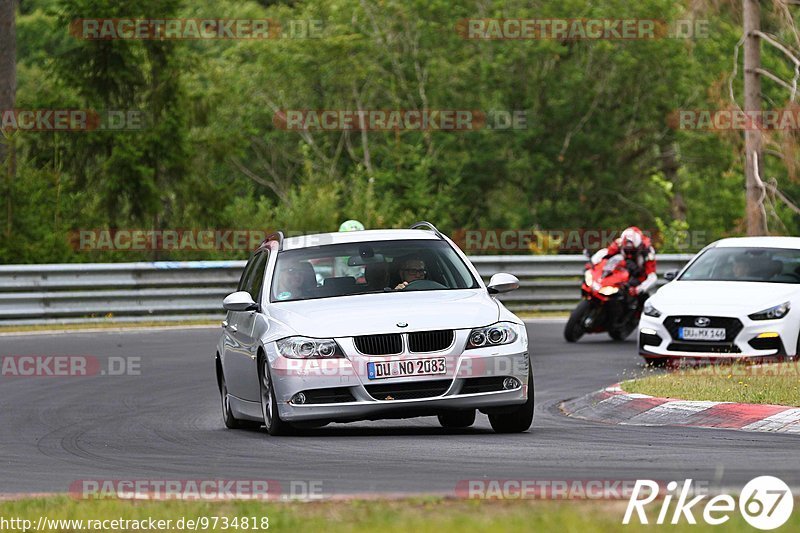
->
640;327;657;336
291;392;306;405
503;377;520;390
756;332;779;338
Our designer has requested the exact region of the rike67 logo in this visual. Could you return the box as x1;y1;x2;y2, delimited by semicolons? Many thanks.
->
624;476;794;530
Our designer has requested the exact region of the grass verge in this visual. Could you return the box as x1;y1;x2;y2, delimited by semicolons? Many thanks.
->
0;320;218;334
622;362;800;407
516;311;569;319
1;496;797;532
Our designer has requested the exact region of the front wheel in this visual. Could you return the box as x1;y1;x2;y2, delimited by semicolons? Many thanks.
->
608;321;636;341
564;299;591;342
259;355;293;436
488;368;534;434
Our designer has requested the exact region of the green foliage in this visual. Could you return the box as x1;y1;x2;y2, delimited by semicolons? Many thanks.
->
3;0;797;263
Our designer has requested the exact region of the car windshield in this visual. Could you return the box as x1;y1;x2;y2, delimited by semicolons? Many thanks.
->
678;247;800;284
270;239;479;302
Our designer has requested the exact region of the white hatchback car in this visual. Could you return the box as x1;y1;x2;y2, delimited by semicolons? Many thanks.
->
639;236;800;363
215;223;533;435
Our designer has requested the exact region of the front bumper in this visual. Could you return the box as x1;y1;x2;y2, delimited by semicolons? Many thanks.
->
638;312;795;361
268;335;530;422
278;387;527;422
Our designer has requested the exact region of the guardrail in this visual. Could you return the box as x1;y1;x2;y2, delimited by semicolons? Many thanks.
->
0;255;694;325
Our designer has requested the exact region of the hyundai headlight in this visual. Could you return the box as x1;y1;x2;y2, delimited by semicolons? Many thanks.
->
749;302;791;321
598;286;619;296
466;322;520;349
643;300;662;318
276;337;345;359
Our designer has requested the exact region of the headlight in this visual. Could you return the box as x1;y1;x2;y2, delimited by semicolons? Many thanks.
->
598;286;619;296
749;302;791;321
643;300;662;318
466;322;519;349
584;271;593;286
276;337;345;359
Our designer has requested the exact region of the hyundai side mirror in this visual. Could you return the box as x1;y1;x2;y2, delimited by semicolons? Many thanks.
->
487;273;520;294
223;291;259;312
663;270;678;282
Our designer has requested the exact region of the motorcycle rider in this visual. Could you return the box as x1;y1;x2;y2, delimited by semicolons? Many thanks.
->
591;226;657;306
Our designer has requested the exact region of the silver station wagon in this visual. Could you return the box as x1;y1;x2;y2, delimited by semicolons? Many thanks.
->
215;223;533;435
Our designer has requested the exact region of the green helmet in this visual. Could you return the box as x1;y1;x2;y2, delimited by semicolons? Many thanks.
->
339;220;365;232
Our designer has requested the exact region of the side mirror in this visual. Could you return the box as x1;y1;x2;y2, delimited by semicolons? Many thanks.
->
487;273;520;294
223;291;258;312
663;270;678;282
582;248;591;260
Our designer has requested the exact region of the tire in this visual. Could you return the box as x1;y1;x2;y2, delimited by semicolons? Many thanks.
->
608;322;636;341
220;373;260;430
258;354;294;436
488;368;534;434
438;409;476;429
608;330;625;341
564;300;591;342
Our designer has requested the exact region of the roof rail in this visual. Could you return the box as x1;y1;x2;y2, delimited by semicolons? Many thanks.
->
409;221;444;239
260;231;285;251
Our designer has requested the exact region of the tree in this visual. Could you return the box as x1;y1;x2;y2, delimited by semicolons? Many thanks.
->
0;0;16;237
743;0;766;235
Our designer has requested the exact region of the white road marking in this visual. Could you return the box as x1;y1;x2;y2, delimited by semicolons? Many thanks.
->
625;400;719;425
742;408;800;432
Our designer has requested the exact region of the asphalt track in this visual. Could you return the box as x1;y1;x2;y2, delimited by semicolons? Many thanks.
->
1;322;798;497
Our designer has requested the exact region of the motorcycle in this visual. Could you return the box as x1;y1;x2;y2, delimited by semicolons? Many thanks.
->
563;253;641;343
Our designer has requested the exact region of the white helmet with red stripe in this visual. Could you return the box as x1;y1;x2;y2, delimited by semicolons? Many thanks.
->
620;226;644;256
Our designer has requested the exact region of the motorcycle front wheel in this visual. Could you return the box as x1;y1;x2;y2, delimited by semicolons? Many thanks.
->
608;322;636;341
564;299;592;342
608;298;640;341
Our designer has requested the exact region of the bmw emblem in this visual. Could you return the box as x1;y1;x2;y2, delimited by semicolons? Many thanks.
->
397;322;408;328
695;317;711;327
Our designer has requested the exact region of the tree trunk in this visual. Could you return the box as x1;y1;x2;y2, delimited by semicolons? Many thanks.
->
743;0;766;235
0;0;17;238
659;141;686;221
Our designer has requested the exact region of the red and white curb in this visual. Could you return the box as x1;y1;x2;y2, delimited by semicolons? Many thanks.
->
560;384;800;434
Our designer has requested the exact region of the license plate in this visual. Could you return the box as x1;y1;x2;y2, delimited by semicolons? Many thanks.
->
679;327;726;341
367;358;446;380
